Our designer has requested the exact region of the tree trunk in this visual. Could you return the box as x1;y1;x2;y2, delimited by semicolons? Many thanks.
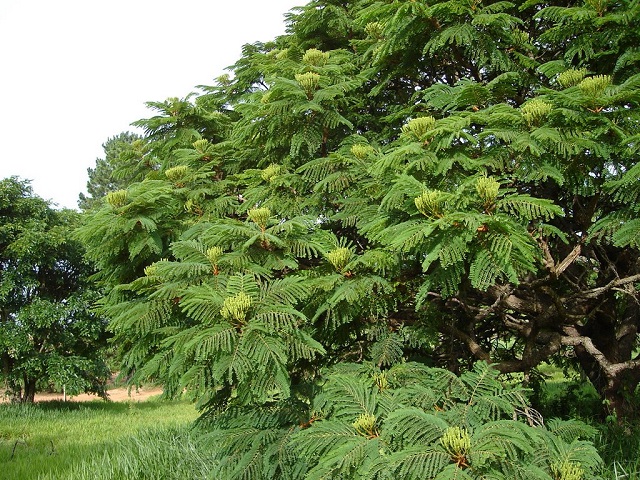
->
572;295;640;420
21;376;37;403
575;346;640;421
2;352;11;391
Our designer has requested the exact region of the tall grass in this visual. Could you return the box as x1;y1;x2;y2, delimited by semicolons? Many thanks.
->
45;425;217;480
529;364;640;480
0;399;200;479
596;424;640;480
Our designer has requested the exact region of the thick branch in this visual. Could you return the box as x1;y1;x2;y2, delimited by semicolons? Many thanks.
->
494;333;564;374
562;326;640;376
440;322;492;363
553;244;581;278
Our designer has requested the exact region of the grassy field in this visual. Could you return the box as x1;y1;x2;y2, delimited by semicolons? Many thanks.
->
0;398;208;479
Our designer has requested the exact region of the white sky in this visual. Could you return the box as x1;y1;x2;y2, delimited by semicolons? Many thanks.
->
0;0;301;209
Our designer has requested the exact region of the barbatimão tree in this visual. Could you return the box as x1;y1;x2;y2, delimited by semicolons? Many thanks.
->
1;177;109;402
77;0;639;477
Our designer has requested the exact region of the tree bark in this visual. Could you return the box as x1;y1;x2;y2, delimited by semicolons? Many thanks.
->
567;296;640;420
21;376;37;403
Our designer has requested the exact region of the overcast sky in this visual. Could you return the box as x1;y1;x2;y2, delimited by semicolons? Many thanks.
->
0;0;301;209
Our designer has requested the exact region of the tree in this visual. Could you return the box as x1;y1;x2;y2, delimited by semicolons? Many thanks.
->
0;177;109;402
78;0;640;433
78;132;142;210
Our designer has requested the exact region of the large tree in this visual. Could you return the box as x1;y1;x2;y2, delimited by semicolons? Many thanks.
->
78;0;639;425
1;177;109;402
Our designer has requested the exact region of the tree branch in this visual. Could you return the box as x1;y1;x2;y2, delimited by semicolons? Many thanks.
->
439;322;492;363
553;244;581;278
568;274;640;301
562;326;640;375
494;332;564;374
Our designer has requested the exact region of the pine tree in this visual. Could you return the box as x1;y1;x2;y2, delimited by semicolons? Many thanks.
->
78;132;142;210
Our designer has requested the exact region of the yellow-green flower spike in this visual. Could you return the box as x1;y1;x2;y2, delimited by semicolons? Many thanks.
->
220;292;253;323
165;165;189;183
551;460;585;480
302;48;329;67
248;207;271;230
353;413;378;438
578;75;612;98
106;190;128;208
326;247;352;272
476;176;500;206
556;68;588;88
144;263;158;277
295;72;321;96
415;190;445;218
365;22;385;39
373;371;389;392
192;139;210;154
216;73;231;87
261;164;283;182
401;116;436;142
521;99;552;126
351;144;375;160
206;246;223;266
440;426;471;459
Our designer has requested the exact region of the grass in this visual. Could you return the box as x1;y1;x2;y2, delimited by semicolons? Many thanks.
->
533;363;602;420
45;424;217;480
595;423;640;480
528;363;640;480
0;398;202;479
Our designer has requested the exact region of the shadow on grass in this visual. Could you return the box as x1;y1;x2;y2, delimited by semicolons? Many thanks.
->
33;398;174;413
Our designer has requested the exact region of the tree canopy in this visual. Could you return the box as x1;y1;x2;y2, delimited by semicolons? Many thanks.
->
1;177;109;402
77;0;639;475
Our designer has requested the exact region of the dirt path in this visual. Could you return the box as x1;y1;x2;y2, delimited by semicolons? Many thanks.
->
33;385;164;403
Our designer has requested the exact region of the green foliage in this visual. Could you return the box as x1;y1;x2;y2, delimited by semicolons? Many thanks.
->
198;362;602;479
0;177;109;402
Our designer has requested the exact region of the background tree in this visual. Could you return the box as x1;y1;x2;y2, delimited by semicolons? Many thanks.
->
78;131;142;210
1;177;109;402
78;0;640;434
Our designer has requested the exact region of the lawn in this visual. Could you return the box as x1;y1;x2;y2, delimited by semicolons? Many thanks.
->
0;398;205;479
